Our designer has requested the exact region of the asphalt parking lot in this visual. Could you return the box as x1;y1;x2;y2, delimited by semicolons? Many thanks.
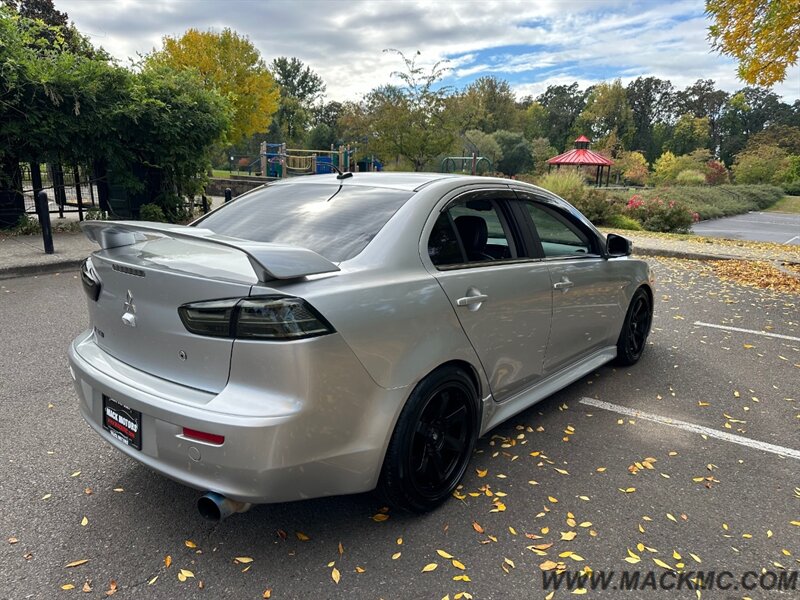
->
693;211;800;245
1;258;798;599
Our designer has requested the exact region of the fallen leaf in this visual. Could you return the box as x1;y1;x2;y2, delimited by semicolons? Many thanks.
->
371;513;389;522
61;584;75;590
8;537;18;545
331;567;340;584
437;550;454;559
148;576;158;585
179;569;194;578
355;567;365;573
71;471;81;478
560;531;577;541
184;540;197;549
452;559;466;570
539;560;559;571
164;556;172;568
234;557;253;564
42;494;52;500
472;521;484;534
262;589;272;599
65;559;89;568
422;563;438;572
105;580;118;596
391;552;401;560
296;532;311;541
82;582;92;593
80;517;88;527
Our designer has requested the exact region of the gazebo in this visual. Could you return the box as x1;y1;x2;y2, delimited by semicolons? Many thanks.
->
547;135;614;186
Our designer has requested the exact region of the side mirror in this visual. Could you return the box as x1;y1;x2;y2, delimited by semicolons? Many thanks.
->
606;233;632;257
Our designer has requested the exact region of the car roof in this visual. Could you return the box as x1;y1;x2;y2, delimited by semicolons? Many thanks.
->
268;172;462;192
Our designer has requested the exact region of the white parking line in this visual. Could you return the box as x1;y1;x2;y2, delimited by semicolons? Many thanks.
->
786;235;799;244
579;398;800;460
693;321;800;342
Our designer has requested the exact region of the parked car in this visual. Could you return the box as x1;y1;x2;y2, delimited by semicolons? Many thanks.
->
69;173;653;519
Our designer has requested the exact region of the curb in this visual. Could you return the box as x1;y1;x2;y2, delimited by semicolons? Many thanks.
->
0;259;84;281
632;247;739;262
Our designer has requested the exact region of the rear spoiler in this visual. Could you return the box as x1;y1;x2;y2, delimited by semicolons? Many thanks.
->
80;221;340;282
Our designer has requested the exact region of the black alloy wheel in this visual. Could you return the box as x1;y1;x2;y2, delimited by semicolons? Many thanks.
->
616;288;653;366
379;367;478;512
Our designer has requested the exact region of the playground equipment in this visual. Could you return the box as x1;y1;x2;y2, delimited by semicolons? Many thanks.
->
259;142;362;178
441;153;492;175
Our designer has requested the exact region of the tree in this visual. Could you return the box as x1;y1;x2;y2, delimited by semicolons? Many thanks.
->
575;80;635;153
626;77;675;162
492;130;533;176
529;137;558;176
270;57;326;145
520;102;549;141
611;151;650;185
537;83;589;151
718;87;785;164
463;130;503;166
366;50;455;171
746;124;800;155
666;114;710;155
462;76;519;133
147;28;279;145
707;0;800;86
673;79;728;153
732;144;791;184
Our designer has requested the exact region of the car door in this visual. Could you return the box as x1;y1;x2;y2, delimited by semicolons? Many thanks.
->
515;191;624;374
425;189;553;402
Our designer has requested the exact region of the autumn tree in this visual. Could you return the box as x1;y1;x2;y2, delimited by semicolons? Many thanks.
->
575;80;635;154
706;0;800;86
147;28;279;145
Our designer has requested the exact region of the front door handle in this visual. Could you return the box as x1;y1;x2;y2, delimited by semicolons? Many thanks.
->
553;277;574;291
456;287;488;311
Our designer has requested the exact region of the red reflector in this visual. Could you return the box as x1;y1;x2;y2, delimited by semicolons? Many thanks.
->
182;427;224;445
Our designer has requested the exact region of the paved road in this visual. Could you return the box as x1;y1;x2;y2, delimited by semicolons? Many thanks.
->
693;211;800;245
1;262;799;599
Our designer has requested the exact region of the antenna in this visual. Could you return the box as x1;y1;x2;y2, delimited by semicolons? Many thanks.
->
321;162;353;180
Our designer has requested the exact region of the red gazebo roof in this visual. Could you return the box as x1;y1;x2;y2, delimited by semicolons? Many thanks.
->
547;136;613;166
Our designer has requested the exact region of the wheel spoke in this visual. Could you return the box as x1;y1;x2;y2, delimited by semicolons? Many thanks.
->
443;433;463;452
443;404;466;427
430;450;446;481
415;445;429;474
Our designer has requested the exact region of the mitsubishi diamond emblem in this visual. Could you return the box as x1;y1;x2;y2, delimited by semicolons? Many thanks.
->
122;290;136;327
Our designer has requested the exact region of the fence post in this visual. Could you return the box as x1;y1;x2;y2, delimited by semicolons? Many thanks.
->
73;166;84;221
224;188;232;203
30;162;43;200
50;163;66;218
35;191;54;254
202;195;209;214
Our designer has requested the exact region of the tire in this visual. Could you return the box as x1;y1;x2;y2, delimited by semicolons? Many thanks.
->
615;287;653;366
378;366;479;513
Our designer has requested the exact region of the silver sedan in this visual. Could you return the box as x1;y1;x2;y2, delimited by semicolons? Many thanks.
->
68;173;653;519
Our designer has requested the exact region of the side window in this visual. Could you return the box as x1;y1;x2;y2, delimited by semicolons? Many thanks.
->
526;202;592;258
427;197;516;267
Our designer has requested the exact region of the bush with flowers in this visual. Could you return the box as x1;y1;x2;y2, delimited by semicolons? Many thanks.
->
623;194;697;233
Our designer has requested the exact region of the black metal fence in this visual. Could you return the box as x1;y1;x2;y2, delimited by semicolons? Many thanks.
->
19;162;101;220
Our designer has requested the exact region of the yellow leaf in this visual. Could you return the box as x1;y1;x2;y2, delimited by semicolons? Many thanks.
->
70;471;81;477
234;557;253;564
548;496;558;503
624;556;641;564
184;540;197;549
262;589;272;599
61;584;75;590
80;517;88;527
619;487;636;493
546;593;555;600
689;553;702;563
371;513;389;522
436;550;454;559
453;574;471;582
790;521;800;527
540;560;559;571
296;531;310;541
555;468;569;475
164;555;172;568
64;559;89;568
560;531;577;541
569;554;584;561
452;559;466;570
559;551;574;558
653;558;672;570
504;557;515;568
579;521;592;527
112;488;124;493
355;566;365;573
572;588;587;594
41;494;52;500
508;526;517;535
579;495;590;501
148;576;158;585
476;468;487;478
180;569;195;578
667;513;677;522
177;572;186;583
596;467;606;472
422;563;438;572
391;552;401;560
331;567;340;584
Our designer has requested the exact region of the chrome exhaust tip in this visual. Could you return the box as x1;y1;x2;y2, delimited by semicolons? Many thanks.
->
197;492;252;522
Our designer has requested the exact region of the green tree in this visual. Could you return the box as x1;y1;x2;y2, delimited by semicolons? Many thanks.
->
732;144;790;183
463;130;503;166
146;28;279;145
718;87;786;164
270;56;326;145
520;102;549;141
666;114;710;155
529;137;558;176
575;80;634;153
707;0;800;86
492;130;533;176
366;50;455;171
462;76;518;133
626;77;675;161
673;79;728;152
537;83;589;151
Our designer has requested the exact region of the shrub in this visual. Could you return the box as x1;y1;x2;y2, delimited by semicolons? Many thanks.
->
605;214;643;230
675;169;706;186
139;203;167;222
705;160;729;185
732;145;789;184
13;214;41;235
783;180;800;195
536;169;586;205
572;188;618;224
623;194;695;233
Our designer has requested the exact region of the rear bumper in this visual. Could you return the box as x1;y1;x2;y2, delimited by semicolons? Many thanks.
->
68;330;408;503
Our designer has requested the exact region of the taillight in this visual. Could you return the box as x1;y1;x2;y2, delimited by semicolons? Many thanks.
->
80;258;101;301
178;296;334;340
182;427;224;445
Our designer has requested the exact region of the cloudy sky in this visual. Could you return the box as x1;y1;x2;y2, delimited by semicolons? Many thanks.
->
58;0;800;103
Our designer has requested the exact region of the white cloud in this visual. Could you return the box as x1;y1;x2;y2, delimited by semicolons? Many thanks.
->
57;0;799;103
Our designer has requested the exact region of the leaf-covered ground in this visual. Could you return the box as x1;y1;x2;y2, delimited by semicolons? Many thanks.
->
1;259;798;599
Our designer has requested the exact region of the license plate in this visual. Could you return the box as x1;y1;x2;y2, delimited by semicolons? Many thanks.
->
102;395;142;450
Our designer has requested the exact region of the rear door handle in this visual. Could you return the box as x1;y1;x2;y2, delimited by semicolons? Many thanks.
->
456;294;489;306
456;287;489;311
553;277;574;291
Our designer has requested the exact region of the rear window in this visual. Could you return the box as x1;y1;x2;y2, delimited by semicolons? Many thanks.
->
196;184;414;262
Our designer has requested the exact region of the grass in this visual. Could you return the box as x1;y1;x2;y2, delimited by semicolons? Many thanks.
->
765;195;800;214
211;169;258;178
